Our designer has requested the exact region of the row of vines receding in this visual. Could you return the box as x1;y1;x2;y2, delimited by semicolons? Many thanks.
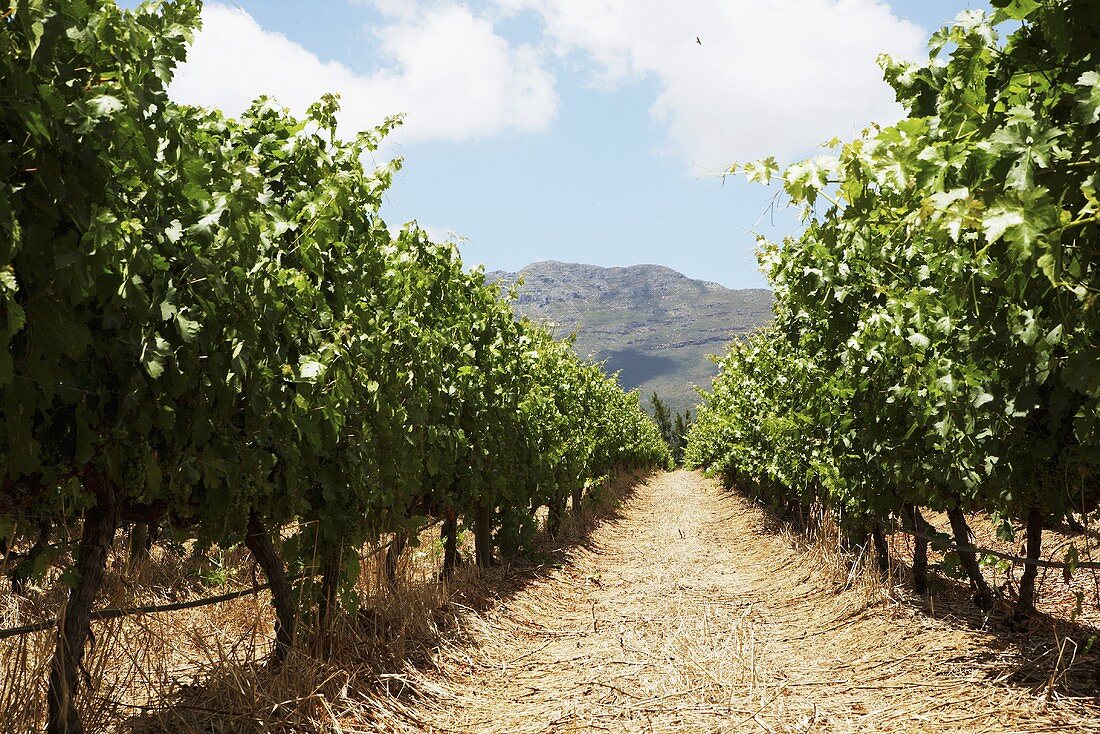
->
0;2;672;732
687;0;1100;622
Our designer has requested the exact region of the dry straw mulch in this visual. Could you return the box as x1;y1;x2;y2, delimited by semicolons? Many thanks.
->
366;471;1100;733
4;469;1100;732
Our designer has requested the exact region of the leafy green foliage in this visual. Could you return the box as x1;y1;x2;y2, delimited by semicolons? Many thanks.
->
687;2;1099;590
0;0;669;609
648;392;691;465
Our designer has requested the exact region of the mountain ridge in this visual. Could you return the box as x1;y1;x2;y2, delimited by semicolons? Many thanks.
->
486;261;773;415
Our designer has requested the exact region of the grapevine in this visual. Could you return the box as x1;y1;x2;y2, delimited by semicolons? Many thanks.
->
688;0;1099;618
0;2;671;731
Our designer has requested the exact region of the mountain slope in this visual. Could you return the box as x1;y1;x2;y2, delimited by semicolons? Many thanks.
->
487;261;772;415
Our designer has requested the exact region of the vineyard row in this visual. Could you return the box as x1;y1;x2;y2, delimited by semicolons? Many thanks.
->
0;3;670;732
687;0;1100;619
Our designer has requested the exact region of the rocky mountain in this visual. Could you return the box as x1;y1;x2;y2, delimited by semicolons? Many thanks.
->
486;261;773;416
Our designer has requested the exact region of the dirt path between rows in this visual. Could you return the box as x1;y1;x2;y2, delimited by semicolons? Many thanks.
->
369;471;1100;733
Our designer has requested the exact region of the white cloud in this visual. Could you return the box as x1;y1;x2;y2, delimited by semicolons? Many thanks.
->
497;0;927;167
170;3;558;143
173;1;926;168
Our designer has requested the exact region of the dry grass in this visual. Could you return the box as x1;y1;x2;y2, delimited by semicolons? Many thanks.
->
774;499;1100;696
4;470;1100;733
0;521;468;732
888;508;1100;630
0;469;650;733
366;471;1100;733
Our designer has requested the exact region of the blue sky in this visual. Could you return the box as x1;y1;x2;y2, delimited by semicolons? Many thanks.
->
148;0;989;289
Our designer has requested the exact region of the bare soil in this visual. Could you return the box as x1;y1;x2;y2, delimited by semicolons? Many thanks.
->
368;470;1100;733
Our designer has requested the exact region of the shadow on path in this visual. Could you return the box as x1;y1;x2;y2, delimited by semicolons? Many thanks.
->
123;470;653;734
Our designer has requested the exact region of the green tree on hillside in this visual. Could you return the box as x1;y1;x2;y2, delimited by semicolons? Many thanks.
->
649;392;673;445
650;393;692;465
672;410;691;465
